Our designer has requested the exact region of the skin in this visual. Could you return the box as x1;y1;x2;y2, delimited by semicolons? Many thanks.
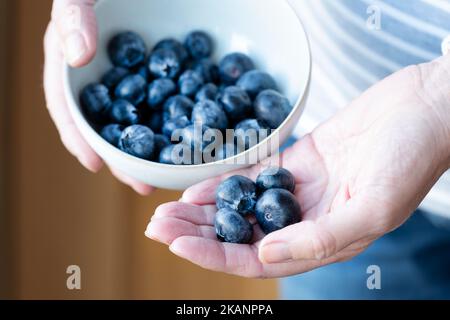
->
44;0;153;195
147;55;450;278
46;0;450;279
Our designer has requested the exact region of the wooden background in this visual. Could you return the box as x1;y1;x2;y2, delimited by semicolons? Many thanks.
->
0;0;278;299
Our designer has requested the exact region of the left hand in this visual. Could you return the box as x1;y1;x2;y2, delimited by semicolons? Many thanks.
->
44;0;153;195
145;56;450;278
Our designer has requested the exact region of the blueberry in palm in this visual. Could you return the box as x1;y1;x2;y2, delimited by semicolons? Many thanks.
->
214;208;253;244
216;176;257;215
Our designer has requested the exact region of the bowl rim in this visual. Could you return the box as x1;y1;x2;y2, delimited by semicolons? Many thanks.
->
63;0;312;171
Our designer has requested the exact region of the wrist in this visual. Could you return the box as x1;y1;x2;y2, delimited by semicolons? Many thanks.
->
416;55;450;170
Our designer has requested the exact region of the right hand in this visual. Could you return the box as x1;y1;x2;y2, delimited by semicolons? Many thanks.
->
146;56;450;278
44;0;153;195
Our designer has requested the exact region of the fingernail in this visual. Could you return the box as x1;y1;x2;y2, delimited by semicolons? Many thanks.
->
259;242;292;264
134;185;153;196
78;154;102;173
144;223;156;239
64;31;87;65
169;242;184;257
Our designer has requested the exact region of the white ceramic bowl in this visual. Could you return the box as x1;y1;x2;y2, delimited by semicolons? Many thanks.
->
64;0;311;190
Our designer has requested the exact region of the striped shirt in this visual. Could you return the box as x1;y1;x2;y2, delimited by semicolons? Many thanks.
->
290;0;450;219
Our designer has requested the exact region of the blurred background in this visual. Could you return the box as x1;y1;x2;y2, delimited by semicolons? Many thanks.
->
0;0;277;299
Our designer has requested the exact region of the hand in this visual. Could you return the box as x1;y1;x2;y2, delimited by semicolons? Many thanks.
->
146;56;450;278
43;0;153;195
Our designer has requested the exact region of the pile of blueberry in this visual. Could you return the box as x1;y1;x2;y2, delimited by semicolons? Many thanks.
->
215;167;301;244
80;30;293;165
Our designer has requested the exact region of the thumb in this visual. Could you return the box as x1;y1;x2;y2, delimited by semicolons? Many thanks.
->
51;0;97;67
259;196;377;264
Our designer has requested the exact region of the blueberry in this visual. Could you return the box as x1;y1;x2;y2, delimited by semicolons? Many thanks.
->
100;124;124;147
216;176;257;215
109;99;140;125
235;119;270;150
214;208;253;244
219;53;255;84
184;31;213;59
153;38;189;64
115;74;147;106
148;48;182;79
255;188;301;234
159;144;181;164
192;58;219;83
101;67;130;89
178;70;204;97
135;64;151;82
162;115;191;140
108;32;146;68
153;134;171;157
256;167;296;194
191;100;228;130
195;83;218;102
254;90;292;129
147;79;176;108
159;143;202;165
217;86;252;123
215;142;241;161
237;70;277;98
146;111;163;133
119;125;155;160
80;83;112;123
163;95;194;121
179;123;210;150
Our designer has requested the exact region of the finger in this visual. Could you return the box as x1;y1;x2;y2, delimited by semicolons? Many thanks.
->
110;167;154;196
168;232;364;278
43;23;103;173
259;195;378;264
152;202;217;225
148;202;266;243
169;236;265;277
51;0;97;66
145;217;217;245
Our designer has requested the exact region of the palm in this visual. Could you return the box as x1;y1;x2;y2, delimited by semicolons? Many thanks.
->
147;65;449;278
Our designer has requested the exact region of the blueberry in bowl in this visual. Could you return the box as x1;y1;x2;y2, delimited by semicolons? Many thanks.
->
64;0;310;190
108;31;147;68
216;86;252;123
114;74;147;106
191;100;228;131
254;89;292;129
153;38;189;64
184;30;214;59
195;83;218;102
100;124;124;147
147;78;176;109
148;48;183;79
118;125;155;160
237;70;278;99
80;83;112;124
178;70;204;97
109;99;141;125
219;53;255;85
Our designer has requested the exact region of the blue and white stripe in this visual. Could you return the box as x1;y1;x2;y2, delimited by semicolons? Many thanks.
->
290;0;450;218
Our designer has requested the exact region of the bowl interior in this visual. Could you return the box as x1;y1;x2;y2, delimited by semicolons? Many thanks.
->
68;0;309;114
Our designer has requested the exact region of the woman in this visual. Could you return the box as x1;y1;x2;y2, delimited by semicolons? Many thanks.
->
44;0;450;299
